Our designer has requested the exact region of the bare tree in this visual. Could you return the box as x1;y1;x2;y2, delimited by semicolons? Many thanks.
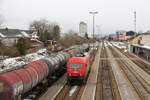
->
52;25;60;41
68;29;77;34
29;18;61;42
29;19;49;35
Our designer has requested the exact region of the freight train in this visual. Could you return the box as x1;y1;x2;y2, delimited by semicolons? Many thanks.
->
0;45;88;100
67;51;91;85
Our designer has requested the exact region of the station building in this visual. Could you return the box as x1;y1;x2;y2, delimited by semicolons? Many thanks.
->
130;32;150;60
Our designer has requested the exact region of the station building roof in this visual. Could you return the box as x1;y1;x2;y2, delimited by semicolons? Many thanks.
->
131;44;150;50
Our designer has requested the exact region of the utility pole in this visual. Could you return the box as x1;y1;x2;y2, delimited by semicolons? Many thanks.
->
89;11;98;48
134;11;136;33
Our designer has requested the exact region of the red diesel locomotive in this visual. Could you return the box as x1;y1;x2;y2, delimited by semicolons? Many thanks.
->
67;53;90;84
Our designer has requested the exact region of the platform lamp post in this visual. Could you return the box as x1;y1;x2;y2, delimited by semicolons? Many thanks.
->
89;11;98;48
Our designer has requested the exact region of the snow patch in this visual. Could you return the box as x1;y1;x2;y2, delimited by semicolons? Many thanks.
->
0;32;6;37
31;38;43;44
0;48;49;72
69;86;78;96
111;42;126;49
16;34;22;37
21;31;30;38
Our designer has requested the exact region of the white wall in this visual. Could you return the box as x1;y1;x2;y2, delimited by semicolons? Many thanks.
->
1;38;18;46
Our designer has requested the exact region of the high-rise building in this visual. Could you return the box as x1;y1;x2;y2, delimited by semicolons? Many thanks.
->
79;21;87;37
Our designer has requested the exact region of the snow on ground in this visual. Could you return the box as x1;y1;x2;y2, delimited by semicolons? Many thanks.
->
0;48;49;72
104;41;112;46
111;42;126;49
111;41;129;52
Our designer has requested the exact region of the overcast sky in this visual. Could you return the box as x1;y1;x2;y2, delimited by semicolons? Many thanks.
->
0;0;150;35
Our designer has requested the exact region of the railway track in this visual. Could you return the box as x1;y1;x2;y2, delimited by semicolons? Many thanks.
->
109;43;150;100
54;85;83;100
106;43;140;100
101;44;115;100
95;42;119;100
114;45;150;74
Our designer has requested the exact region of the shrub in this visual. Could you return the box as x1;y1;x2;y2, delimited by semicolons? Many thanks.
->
5;46;20;57
17;38;30;55
59;33;87;49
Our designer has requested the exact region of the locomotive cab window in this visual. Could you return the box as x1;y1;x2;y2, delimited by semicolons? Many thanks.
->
85;64;87;68
69;63;82;68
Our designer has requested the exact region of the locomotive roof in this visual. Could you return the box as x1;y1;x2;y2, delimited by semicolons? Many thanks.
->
68;57;86;63
68;53;89;63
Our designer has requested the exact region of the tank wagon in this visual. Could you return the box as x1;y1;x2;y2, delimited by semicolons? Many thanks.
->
0;45;88;100
67;52;91;85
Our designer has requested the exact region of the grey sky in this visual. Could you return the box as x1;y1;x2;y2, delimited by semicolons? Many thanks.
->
1;0;150;35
